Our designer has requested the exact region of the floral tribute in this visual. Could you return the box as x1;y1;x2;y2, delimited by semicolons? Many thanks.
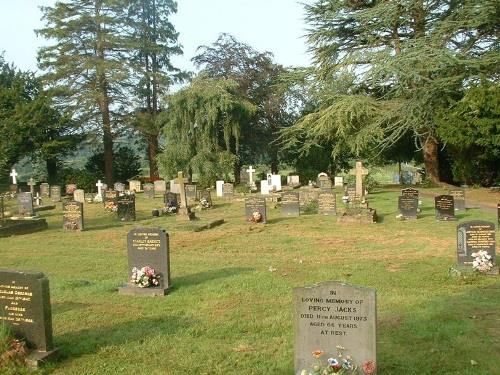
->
300;346;376;375
249;211;263;223
130;266;161;288
199;197;211;209
471;250;494;273
164;199;178;214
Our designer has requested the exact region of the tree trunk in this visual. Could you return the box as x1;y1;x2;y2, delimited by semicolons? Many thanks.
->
46;158;58;183
398;160;402;184
422;136;439;183
148;132;159;179
233;161;241;184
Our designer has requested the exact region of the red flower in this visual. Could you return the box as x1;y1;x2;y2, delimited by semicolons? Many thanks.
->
362;360;376;374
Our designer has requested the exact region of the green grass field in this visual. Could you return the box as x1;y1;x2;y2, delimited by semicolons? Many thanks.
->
1;188;499;375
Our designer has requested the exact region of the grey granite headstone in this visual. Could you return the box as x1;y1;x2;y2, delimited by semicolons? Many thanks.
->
117;194;136;221
63;201;84;231
144;183;155;199
185;184;197;203
164;192;179;206
74;189;85;203
449;189;465;211
401;188;419;198
245;196;267;223
317;175;332;191
282;192;300;216
294;281;377;375
114;182;126;192
40;183;50;198
154;180;167;195
50;186;61;202
318;192;337;216
118;227;171;296
18;192;35;217
398;196;418;219
457;221;496;267
435;195;456;220
199;189;213;208
0;269;58;367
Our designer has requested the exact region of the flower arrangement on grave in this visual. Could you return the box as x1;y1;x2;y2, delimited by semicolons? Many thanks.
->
0;327;30;368
199;197;211;209
249;211;263;223
164;199;178;214
130;266;161;288
301;346;376;375
104;201;117;212
471;250;494;273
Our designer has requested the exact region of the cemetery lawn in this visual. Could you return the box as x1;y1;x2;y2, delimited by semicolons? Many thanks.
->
1;189;499;375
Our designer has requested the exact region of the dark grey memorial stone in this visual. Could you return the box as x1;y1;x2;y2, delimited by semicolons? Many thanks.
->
401;188;419;198
117;194;136;221
245;196;267;223
63;201;84;231
40;183;50;198
318;192;337;216
50;186;61;202
0;269;58;367
282;191;300;217
223;183;234;198
294;281;377;375
18;192;35;217
185;184;197;203
164;192;179;206
457;221;496;268
199;189;213;208
435;195;456;220
144;183;155;199
449;189;465;211
398;196;418;219
118;227;171;296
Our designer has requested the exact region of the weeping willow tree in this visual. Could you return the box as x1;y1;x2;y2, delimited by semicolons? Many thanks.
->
158;78;256;186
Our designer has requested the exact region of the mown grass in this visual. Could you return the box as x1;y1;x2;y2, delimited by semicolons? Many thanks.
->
0;188;499;375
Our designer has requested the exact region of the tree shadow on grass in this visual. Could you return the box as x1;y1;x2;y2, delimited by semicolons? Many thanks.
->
172;267;254;291
266;217;296;224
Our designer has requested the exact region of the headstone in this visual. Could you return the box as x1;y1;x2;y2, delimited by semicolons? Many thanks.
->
164;192;179;214
282;191;300;217
457;221;496;269
63;201;84;231
216;180;224;197
143;183;155;199
401;188;419;198
334;176;344;187
50;186;61;202
65;184;77;196
317;173;332;191
10;168;18;184
84;193;95;203
154;180;167;195
271;174;282;192
10;184;18;194
347;187;357;203
74;189;85;203
435;195;456;221
349;161;369;198
199;189;213;208
101;183;108;193
104;190;119;211
398;196;418;219
287;175;300;187
401;170;413;184
118;227;171;296
294;281;377;375
245;196;267;223
114;182;126;192
170;179;180;194
117;194;136;221
34;193;42;206
318;192;337;215
223;183;234;198
28;178;36;195
18;192;35;217
129;180;141;192
449;189;465;211
185;184;197;202
0;269;58;367
260;180;270;195
246;166;257;190
40;183;50;198
176;172;195;220
299;190;319;206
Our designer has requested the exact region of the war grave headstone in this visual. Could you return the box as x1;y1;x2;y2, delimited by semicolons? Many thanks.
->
28;178;36;195
185;184;197;204
294;281;377;375
49;186;61;202
318;192;337;216
216;180;224;197
449;189;465;211
74;189;85;203
129;180;142;192
282;191;300;217
104;190;119;211
63;201;84;231
144;183;155;199
287;175;300;188
350;161;369;199
435;195;456;221
40;183;50;198
245;196;267;223
223;183;234;198
65;184;77;196
114;182;126;192
18;192;35;217
199;189;213;209
398;196;418;219
117;194;136;221
270;174;282;192
0;269;58;368
334;176;344;187
118;227;171;296
317;173;332;191
154;180;167;195
457;221;497;273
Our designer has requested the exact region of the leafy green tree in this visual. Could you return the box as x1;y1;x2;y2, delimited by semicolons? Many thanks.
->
85;146;142;183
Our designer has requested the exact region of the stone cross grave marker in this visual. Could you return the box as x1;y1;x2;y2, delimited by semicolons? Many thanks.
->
10;168;18;184
95;180;104;197
318;192;337;216
457;221;496;271
117;194;136;221
28;177;36;194
34;193;42;206
246;166;257;190
245;196;267;223
18;192;35;217
349;161;369;198
282;191;300;216
50;185;61;202
118;227;171;296
435;195;456;221
294;281;377;375
449;189;465;211
398;196;418;219
143;183;155;199
63;201;84;231
40;183;50;198
176;171;194;220
0;269;58;368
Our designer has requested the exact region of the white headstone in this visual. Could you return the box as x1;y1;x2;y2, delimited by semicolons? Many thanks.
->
9;169;18;185
334;176;344;187
154;180;167;194
96;180;104;197
169;179;180;194
260;180;270;195
246;166;256;189
287;175;300;186
271;174;282;192
129;180;142;192
216;180;224;197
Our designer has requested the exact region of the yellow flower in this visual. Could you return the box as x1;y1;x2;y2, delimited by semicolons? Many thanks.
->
312;350;324;359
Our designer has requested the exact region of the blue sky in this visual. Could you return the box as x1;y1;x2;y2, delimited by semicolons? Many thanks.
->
0;0;314;73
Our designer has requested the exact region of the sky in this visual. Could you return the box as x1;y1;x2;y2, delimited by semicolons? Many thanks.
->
0;0;314;74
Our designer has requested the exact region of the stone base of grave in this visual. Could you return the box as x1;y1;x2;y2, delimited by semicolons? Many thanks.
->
0;218;48;237
339;208;377;224
34;204;56;212
118;284;170;297
25;348;59;369
177;207;195;221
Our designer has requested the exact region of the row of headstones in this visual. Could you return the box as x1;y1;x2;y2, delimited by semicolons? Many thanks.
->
397;188;467;220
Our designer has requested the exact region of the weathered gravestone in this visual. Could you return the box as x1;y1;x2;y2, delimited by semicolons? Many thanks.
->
143;183;155;199
347;187;357;203
350;161;369;199
154;180;167;195
114;182;126;192
260;180;270;195
50;186;61;202
199;189;213;208
294;281;377;375
401;188;419;198
223;183;234;198
216;180;224;197
164;192;179;206
0;269;58;367
27;178;36;195
104;190;118;211
65;184;77;196
318;192;337;216
63;201;84;231
287;175;300;188
117;194;136;221
334;176;344;187
398;196;418;219
40;183;50;198
457;221;496;272
245;196;267;223
185;184;197;203
282;191;300;217
299;189;319;207
449;189;465;211
18;192;35;217
435;195;456;220
129;180;141;192
317;173;332;191
74;189;85;203
118;227;171;296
